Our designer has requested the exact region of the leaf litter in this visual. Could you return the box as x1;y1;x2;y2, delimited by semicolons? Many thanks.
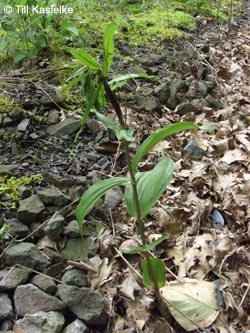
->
89;12;250;332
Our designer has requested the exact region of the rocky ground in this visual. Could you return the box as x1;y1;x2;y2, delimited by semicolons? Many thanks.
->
0;5;250;333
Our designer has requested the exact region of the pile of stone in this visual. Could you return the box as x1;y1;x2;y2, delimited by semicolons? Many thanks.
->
0;165;111;333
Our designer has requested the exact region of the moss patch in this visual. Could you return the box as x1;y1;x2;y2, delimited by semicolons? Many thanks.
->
0;174;43;207
0;94;20;113
81;4;196;47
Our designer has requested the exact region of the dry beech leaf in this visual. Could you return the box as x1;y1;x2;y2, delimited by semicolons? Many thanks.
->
160;279;219;331
120;272;141;300
125;294;153;330
91;257;113;290
221;148;247;164
168;233;215;279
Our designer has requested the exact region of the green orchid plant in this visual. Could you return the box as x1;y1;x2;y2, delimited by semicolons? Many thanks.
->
69;23;198;298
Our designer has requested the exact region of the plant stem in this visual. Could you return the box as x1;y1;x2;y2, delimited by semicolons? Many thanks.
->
103;77;160;298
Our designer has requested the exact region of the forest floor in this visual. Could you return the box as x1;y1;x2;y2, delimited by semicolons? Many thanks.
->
0;2;249;333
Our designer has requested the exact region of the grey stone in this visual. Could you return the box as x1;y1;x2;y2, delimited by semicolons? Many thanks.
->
104;187;124;209
146;66;159;75
140;87;154;96
16;311;65;333
61;269;88;287
86;119;100;132
191;98;209;109
2;116;14;127
44;213;64;241
40;92;65;106
17;186;32;199
197;81;208;97
138;54;164;66
127;65;146;74
184;139;205;159
37;187;69;206
42;248;66;278
17;195;46;225
0;267;30;290
155;79;186;109
63;319;88;333
48;109;60;124
17;118;30;132
169;79;187;109
61;237;99;261
63;220;80;238
30;275;57;295
8;108;23;120
42;248;65;265
154;82;171;103
3;243;50;272
14;284;65;316
135;95;159;112
30;221;45;239
57;284;110;325
82;219;103;237
0;165;20;176
42;172;76;190
205;94;222;110
6;218;30;238
175;102;200;116
0;294;13;320
46;118;80;137
86;170;102;183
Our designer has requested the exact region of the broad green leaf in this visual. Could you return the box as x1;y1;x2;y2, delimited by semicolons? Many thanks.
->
76;177;129;235
64;67;89;91
199;124;216;131
160;279;219;331
61;22;79;36
122;234;171;254
132;122;197;173
94;111;117;131
14;51;26;64
103;23;117;76
109;73;159;91
125;155;174;218
74;83;102;141
141;258;166;289
70;49;100;70
116;128;135;142
94;111;135;142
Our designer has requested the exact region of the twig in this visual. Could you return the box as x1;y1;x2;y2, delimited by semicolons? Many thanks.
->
14;264;64;284
0;77;66;111
0;66;69;78
109;209;116;236
67;260;97;273
114;247;142;279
